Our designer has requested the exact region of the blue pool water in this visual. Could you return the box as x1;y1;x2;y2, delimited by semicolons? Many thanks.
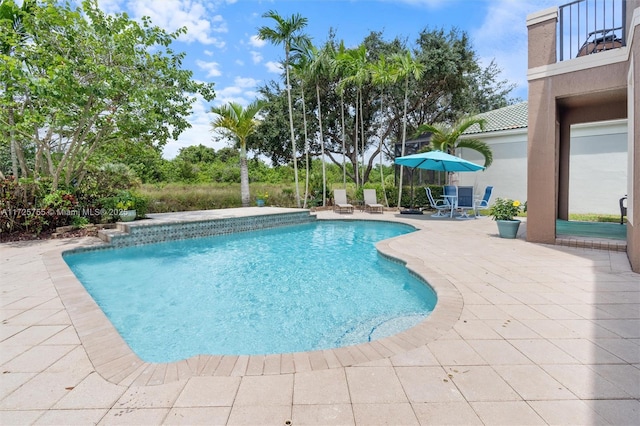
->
64;220;437;363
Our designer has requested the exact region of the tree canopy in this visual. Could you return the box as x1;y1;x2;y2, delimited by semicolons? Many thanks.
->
250;28;516;187
0;0;215;189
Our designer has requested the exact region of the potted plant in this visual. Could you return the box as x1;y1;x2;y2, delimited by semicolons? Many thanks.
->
489;198;523;238
98;190;147;223
116;192;136;222
256;191;268;207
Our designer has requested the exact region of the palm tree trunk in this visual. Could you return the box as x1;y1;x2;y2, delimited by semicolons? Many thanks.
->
396;76;409;209
359;89;365;187
285;48;301;208
379;94;389;207
300;83;309;209
341;92;346;188
316;84;326;207
353;91;359;188
239;144;250;207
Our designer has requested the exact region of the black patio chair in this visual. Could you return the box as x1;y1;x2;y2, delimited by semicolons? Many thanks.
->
620;195;627;225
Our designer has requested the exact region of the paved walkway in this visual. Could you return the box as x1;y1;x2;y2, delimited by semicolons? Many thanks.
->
1;209;638;425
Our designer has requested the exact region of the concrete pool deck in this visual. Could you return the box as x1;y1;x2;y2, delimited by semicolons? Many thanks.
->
1;208;638;425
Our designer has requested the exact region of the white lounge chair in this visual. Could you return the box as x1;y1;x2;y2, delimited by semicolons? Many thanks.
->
333;189;354;214
425;187;450;218
363;189;384;213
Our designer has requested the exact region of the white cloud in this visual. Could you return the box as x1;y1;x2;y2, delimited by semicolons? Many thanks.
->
209;15;228;34
250;51;263;64
211;77;261;107
265;61;283;74
162;93;218;158
235;59;245;66
217;86;243;98
204;50;214;57
196;60;222;77
249;34;266;48
125;0;227;46
471;0;558;100
98;0;126;14
235;77;259;88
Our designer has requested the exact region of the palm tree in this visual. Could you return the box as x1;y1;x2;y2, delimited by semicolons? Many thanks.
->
394;51;424;208
415;116;492;184
369;54;400;207
258;10;309;208
337;44;369;188
307;43;332;207
210;100;265;207
290;55;311;208
329;41;349;188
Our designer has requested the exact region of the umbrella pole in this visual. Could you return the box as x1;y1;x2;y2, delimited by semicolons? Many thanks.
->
410;168;415;209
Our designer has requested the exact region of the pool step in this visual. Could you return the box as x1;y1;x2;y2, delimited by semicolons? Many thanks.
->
97;208;316;247
321;313;428;348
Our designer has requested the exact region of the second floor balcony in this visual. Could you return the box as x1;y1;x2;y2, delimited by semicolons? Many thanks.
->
558;0;626;61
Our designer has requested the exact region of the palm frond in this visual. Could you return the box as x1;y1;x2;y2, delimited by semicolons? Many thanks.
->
456;138;493;167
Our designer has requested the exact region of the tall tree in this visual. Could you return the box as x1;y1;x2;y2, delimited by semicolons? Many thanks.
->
291;54;312;208
258;10;310;208
252;28;514;194
0;0;215;190
369;54;399;206
305;44;331;206
336;44;370;188
210;100;265;207
0;0;34;179
329;41;349;187
394;50;424;208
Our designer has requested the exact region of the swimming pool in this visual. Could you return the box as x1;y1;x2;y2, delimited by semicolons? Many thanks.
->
64;220;437;363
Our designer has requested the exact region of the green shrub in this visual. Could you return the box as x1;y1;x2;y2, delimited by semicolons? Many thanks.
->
41;190;79;228
71;215;90;228
138;183;306;212
77;163;140;199
0;177;39;234
140;184;236;212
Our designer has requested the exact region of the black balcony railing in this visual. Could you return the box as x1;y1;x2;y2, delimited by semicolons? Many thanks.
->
558;0;626;61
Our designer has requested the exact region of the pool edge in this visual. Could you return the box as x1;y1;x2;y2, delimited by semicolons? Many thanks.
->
46;214;462;385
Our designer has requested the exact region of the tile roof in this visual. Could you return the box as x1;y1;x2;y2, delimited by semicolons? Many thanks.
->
463;101;528;134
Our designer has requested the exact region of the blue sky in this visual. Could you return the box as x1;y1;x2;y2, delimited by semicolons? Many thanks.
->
99;0;557;158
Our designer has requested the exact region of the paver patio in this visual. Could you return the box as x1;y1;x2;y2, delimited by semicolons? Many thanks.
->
1;209;638;425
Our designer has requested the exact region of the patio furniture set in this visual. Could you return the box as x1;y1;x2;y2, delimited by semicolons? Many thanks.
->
426;185;493;219
332;186;493;219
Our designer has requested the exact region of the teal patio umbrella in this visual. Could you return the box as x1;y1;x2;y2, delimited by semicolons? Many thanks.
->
395;150;485;210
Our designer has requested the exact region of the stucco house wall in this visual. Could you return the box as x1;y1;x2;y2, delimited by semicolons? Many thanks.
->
457;104;627;216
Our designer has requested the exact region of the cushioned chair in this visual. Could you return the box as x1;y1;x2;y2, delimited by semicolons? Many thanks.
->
333;189;354;213
442;185;458;217
425;187;450;218
474;186;493;218
455;186;475;219
363;189;384;213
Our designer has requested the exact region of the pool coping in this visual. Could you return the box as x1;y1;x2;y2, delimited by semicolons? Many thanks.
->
43;213;463;386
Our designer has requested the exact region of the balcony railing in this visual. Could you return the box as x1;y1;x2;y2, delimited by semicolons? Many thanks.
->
558;0;626;61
